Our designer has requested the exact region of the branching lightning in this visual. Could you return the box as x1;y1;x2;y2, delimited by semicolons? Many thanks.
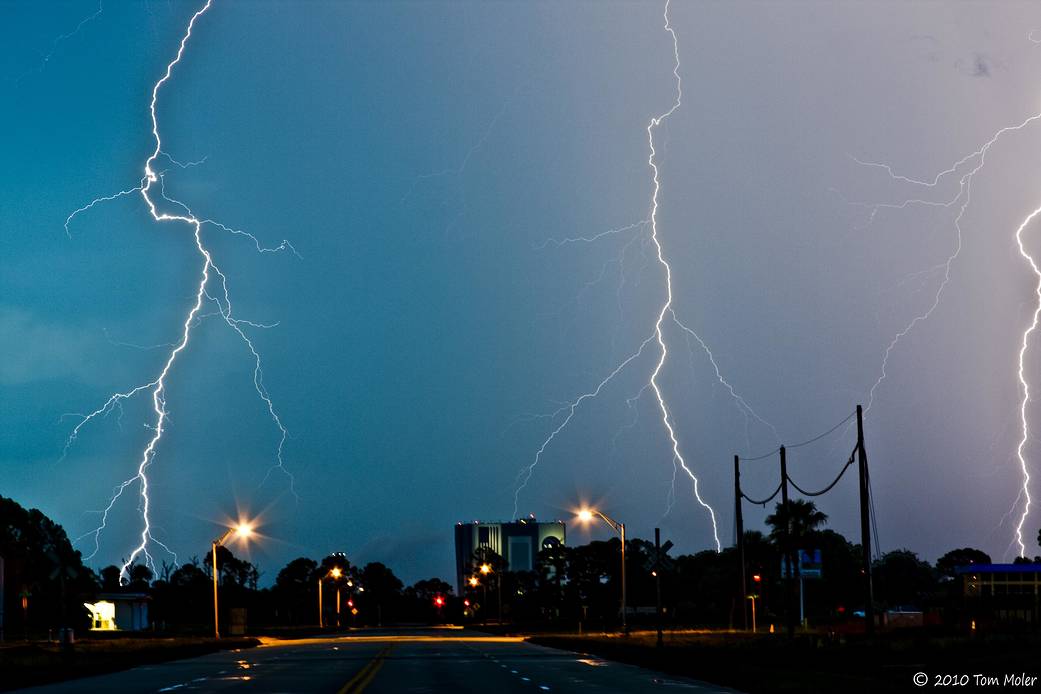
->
16;0;104;83
62;0;295;579
516;1;774;553
1013;204;1041;557
852;110;1041;557
643;3;721;549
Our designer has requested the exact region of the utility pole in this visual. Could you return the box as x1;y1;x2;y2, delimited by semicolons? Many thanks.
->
734;455;747;630
620;522;628;635
654;528;663;648
856;404;875;636
317;577;323;629
211;543;220;639
780;445;796;637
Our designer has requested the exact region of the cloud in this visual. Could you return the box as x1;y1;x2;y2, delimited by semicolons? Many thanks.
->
954;52;992;78
0;306;101;385
971;53;990;77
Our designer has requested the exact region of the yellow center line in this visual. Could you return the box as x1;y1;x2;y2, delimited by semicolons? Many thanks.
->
337;644;395;694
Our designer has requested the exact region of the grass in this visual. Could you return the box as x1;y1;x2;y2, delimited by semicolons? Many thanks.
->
528;628;1041;693
0;636;259;691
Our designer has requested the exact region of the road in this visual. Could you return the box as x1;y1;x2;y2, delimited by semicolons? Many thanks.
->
17;628;738;693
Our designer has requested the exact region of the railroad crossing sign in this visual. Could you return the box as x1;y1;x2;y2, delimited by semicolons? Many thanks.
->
644;539;675;573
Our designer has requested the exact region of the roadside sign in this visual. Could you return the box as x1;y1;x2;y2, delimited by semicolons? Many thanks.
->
781;549;822;579
643;539;676;573
800;549;822;578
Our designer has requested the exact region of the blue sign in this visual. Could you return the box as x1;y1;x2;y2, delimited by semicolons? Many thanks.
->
781;549;822;579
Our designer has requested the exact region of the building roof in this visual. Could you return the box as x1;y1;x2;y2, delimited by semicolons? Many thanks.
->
954;563;1041;575
455;519;565;525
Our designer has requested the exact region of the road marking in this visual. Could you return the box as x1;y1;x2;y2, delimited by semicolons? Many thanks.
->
337;645;394;694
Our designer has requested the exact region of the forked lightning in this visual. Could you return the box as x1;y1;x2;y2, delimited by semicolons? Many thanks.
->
63;0;294;579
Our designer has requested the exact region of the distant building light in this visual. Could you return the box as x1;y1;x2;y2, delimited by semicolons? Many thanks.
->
85;601;117;631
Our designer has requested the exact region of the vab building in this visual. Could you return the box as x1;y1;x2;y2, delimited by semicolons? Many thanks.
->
453;516;566;594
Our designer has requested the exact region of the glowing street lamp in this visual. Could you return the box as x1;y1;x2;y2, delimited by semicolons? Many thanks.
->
748;573;762;633
477;562;503;625
318;565;345;629
212;521;253;639
576;507;628;634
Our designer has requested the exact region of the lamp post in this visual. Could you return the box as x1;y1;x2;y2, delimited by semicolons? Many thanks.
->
749;573;762;633
577;508;627;635
479;562;502;625
212;522;253;639
318;566;343;629
469;575;483;625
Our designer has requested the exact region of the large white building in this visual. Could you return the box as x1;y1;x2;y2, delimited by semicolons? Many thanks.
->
453;517;565;594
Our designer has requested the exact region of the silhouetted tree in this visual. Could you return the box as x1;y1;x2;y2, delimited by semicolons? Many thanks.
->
125;562;153;591
358;562;403;625
936;548;991;580
273;557;318;625
0;495;97;635
766;499;828;633
100;565;122;591
873;549;936;607
765;500;828;555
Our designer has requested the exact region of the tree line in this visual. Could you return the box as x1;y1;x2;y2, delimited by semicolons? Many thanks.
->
2;494;1039;636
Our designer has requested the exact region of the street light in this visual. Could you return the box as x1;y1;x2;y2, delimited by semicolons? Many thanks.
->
748;574;762;633
318;566;344;629
478;562;503;625
469;575;486;625
576;507;628;634
212;521;253;639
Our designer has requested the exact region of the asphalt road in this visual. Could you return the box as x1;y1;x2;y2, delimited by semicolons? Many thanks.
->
16;628;738;693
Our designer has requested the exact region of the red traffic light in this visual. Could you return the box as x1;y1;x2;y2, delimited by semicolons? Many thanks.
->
434;595;445;607
463;599;470;607
752;574;762;583
347;599;354;608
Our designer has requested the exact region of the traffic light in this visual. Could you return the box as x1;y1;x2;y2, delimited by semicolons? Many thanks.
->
752;574;762;584
434;595;445;607
347;599;354;608
463;599;470;607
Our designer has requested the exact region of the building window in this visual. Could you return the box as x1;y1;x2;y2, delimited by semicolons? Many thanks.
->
508;536;533;572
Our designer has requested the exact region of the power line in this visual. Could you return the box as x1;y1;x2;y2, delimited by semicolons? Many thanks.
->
785;447;857;497
739;409;855;461
741;482;782;506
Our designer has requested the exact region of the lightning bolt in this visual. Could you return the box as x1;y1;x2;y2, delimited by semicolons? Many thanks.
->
852;110;1041;557
62;0;295;579
643;2;721;549
16;0;104;83
1013;205;1041;557
518;1;777;553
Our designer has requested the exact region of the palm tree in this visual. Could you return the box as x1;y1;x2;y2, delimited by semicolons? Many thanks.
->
765;499;828;554
766;499;827;635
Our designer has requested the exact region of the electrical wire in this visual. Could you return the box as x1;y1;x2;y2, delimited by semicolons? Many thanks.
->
741;482;782;506
739;409;855;461
785;447;857;497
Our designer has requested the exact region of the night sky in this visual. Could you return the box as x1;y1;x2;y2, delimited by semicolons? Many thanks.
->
3;0;1041;584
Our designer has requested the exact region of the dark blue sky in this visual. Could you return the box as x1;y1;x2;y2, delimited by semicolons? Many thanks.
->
4;0;1041;584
